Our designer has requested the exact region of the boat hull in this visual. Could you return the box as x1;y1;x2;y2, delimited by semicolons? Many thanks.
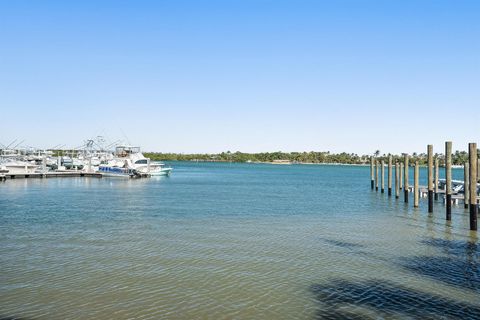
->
150;168;172;176
98;166;135;178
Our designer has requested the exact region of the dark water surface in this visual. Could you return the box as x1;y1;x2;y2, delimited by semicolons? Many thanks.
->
1;162;478;319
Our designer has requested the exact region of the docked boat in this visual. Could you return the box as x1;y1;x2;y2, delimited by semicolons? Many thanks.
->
98;146;171;178
148;162;173;176
0;149;20;159
61;156;73;169
437;179;465;193
98;165;139;178
0;159;38;174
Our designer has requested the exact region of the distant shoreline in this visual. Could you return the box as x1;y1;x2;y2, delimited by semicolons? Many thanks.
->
250;161;369;166
157;159;369;166
145;150;473;166
156;159;464;168
155;159;369;166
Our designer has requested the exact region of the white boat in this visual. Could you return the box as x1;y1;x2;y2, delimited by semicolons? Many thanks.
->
437;179;465;192
0;159;38;174
148;162;173;176
71;157;84;170
99;146;172;178
0;149;20;158
98;165;138;178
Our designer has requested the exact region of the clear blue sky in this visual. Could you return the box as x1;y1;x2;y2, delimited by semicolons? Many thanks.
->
1;0;479;154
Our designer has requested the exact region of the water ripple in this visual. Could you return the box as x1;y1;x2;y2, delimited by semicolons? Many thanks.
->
1;163;477;319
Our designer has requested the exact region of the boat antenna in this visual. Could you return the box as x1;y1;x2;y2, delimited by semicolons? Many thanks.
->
5;139;17;149
50;144;64;150
12;140;25;149
120;128;132;146
105;139;122;150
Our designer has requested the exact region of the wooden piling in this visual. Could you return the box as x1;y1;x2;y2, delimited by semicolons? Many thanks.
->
434;157;439;201
464;162;469;209
400;163;404;190
469;143;478;231
477;159;480;181
381;160;385;193
375;159;379;192
370;157;374;190
388;155;392;196
414;161;419;207
445;141;452;221
427;145;433;212
395;162;399;199
404;154;409;203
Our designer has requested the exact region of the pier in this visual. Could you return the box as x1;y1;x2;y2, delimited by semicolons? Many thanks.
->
370;141;480;231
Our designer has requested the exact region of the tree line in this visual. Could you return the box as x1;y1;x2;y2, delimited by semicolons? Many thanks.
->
144;149;479;165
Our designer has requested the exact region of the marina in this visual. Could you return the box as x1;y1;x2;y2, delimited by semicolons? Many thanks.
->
0;139;173;181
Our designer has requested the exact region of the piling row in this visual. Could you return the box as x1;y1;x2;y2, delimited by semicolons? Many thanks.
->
370;141;479;231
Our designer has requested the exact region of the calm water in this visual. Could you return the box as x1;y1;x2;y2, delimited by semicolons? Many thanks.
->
1;162;479;319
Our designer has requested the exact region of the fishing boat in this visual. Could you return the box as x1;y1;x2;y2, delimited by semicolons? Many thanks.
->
98;146;171;178
98;165;139;178
0;159;38;174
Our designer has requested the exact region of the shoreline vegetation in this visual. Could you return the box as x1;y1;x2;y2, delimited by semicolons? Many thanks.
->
145;150;479;166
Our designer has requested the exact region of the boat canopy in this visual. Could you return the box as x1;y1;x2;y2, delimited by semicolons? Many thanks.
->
115;146;141;156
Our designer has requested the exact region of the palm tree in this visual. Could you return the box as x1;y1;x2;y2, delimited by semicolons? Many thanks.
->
374;150;380;157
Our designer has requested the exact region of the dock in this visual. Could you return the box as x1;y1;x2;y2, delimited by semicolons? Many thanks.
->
441;194;480;205
370;141;479;231
1;172;103;180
